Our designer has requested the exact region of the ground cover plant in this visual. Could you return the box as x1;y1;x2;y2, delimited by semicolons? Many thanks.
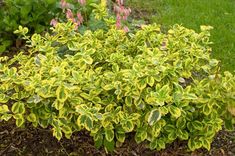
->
0;0;235;155
0;19;235;153
127;0;235;72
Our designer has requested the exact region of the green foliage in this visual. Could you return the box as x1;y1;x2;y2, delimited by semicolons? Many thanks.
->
0;22;235;152
1;0;57;32
126;0;235;72
0;0;108;53
0;0;56;53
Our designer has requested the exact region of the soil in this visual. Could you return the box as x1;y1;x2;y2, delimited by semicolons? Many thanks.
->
0;119;234;156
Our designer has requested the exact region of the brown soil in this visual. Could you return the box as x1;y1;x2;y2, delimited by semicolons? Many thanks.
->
0;120;234;156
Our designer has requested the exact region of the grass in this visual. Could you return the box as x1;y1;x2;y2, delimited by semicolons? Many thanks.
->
127;0;235;73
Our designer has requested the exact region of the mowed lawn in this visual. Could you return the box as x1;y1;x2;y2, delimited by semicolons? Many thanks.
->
127;0;235;72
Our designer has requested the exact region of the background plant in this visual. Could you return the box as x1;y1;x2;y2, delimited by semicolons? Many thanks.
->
0;0;59;53
0;21;234;152
0;0;108;54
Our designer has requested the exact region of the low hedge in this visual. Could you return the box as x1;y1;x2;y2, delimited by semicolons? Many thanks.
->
0;22;234;152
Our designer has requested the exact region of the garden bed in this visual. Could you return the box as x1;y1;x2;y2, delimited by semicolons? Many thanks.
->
0;1;235;155
1;120;235;156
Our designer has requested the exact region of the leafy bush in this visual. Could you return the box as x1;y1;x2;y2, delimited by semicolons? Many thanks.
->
0;22;234;152
0;0;107;53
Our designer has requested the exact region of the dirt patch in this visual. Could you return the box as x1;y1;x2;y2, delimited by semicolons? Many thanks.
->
1;120;234;156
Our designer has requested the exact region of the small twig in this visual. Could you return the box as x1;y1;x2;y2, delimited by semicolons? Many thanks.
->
36;127;51;132
0;143;12;156
0;130;9;135
59;141;69;156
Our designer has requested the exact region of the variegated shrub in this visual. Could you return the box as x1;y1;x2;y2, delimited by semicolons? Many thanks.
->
0;22;234;152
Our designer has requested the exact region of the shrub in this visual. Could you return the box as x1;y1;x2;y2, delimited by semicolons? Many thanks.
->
0;22;234;152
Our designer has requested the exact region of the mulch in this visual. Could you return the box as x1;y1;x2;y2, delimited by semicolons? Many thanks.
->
0;119;234;156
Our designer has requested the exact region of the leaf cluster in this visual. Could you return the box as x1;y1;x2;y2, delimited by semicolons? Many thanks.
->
0;22;234;152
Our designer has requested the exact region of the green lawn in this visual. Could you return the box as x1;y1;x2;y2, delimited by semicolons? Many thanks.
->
127;0;235;73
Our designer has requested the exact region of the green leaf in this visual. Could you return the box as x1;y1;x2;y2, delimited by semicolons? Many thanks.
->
129;113;141;120
20;5;31;17
94;133;103;149
157;139;165;150
1;114;12;121
202;139;211;151
164;124;175;132
147;76;155;87
169;105;181;118
0;45;6;53
203;104;212;115
176;117;186;128
0;94;9;103
159;84;170;95
62;125;72;134
0;105;9;114
83;55;93;64
209;59;219;67
177;129;189;140
183;93;197;100
224;119;234;131
228;105;235;116
56;85;68;103
168;131;177;140
27;95;42;104
149;139;158;150
187;122;194;132
16;117;25;127
27;113;37;122
14;114;25;127
11;102;25;114
52;100;64;110
116;133;125;143
122;120;134;132
125;96;132;107
102;84;114;91
192;121;203;130
148;109;161;126
159;106;169;115
104;138;115;152
92;97;102;104
188;138;196;151
102;116;113;128
72;70;82;81
137;79;147;90
67;41;79;51
37;85;52;98
134;99;146;110
173;83;184;93
151;124;161;137
173;92;183;103
39;119;49;128
77;114;93;131
105;129;114;142
31;34;41;43
135;128;147;143
80;93;90;99
52;127;62;140
112;63;119;72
